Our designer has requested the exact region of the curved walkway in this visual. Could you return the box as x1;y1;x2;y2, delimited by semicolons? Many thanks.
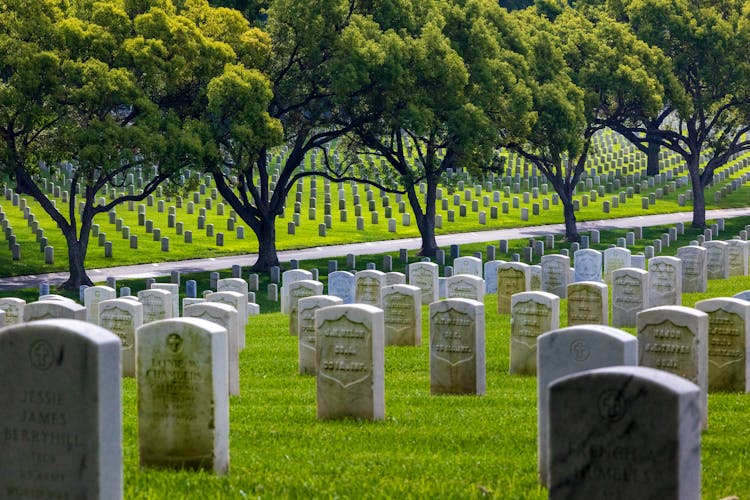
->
2;207;749;291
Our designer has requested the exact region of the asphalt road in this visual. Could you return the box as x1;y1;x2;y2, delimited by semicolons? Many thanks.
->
2;207;749;291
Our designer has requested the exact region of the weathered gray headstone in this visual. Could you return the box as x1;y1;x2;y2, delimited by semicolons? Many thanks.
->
150;283;179;317
297;295;343;375
694;297;750;393
315;304;384;420
612;268;649;328
483;260;504;294
184;302;241;396
453;256;482;277
566;281;608;326
445;274;485;302
677;245;707;293
24;300;86;322
84;285;117;325
548;366;701;500
704;240;729;280
354;270;386;307
603;247;631;284
287;280;324;336
497;262;530;314
137;289;173;324
537;325;638;486
648;256;682;307
573;249;602;283
637;306;708;428
430;298;485;395
541;254;570;298
205;291;246;350
0;297;25;326
280;269;313;313
327;271;355;304
381;284;421;347
98;298;143;378
510;291;559;375
726;239;749;276
408;262;439;305
137;318;229;474
0;319;122;499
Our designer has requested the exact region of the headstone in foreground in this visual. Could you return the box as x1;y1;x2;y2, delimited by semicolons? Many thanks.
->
0;319;122;499
548;366;701;500
637;305;708;428
694;297;750;393
537;325;638;487
430;298;485;395
315;304;384;420
137;318;229;474
510;291;559;375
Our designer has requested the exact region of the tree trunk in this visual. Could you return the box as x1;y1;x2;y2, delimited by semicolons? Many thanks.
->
250;214;279;271
561;196;580;242
688;161;707;229
407;176;439;257
60;235;93;291
646;135;660;176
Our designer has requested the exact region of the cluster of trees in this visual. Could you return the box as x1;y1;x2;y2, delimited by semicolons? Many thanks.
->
1;0;749;289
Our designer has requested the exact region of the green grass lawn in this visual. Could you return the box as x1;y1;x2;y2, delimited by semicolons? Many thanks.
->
119;273;750;499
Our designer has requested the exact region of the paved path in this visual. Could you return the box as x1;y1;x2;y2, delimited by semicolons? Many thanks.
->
2;207;749;291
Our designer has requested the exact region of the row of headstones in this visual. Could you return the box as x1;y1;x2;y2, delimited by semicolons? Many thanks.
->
288;294;735;499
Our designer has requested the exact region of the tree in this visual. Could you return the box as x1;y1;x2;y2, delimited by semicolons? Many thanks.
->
340;0;533;256
504;6;672;241
201;0;392;271
0;0;273;288
589;0;750;229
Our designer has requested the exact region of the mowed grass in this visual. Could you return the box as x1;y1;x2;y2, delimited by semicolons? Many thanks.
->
120;273;750;499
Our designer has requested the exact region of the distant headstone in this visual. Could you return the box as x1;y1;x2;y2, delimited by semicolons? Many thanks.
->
287;280;324;336
84;285;117;325
573;249;602;283
537;326;638;486
603;247;631;284
354;270;386;307
0;319;122;498
497;262;530;314
483;260;504;294
297;295;343;375
695;297;750;392
137;318;229;474
445;274;485;302
677;245;707;293
382;284;422;346
541;254;570;298
648;256;682;307
24;300;86;322
704;240;729;279
281;269;313;314
0;297;25;326
315;304;384;420
637;306;709;428
566;281;608;326
150;283;179;317
510;291;559;375
205;291;247;350
384;271;406;286
98;298;143;378
137;289;173;324
184;302;241;396
611;268;649;328
327;271;355;304
408;262;439;305
430;298;485;395
548;366;701;500
726;239;749;276
453;256;482;277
